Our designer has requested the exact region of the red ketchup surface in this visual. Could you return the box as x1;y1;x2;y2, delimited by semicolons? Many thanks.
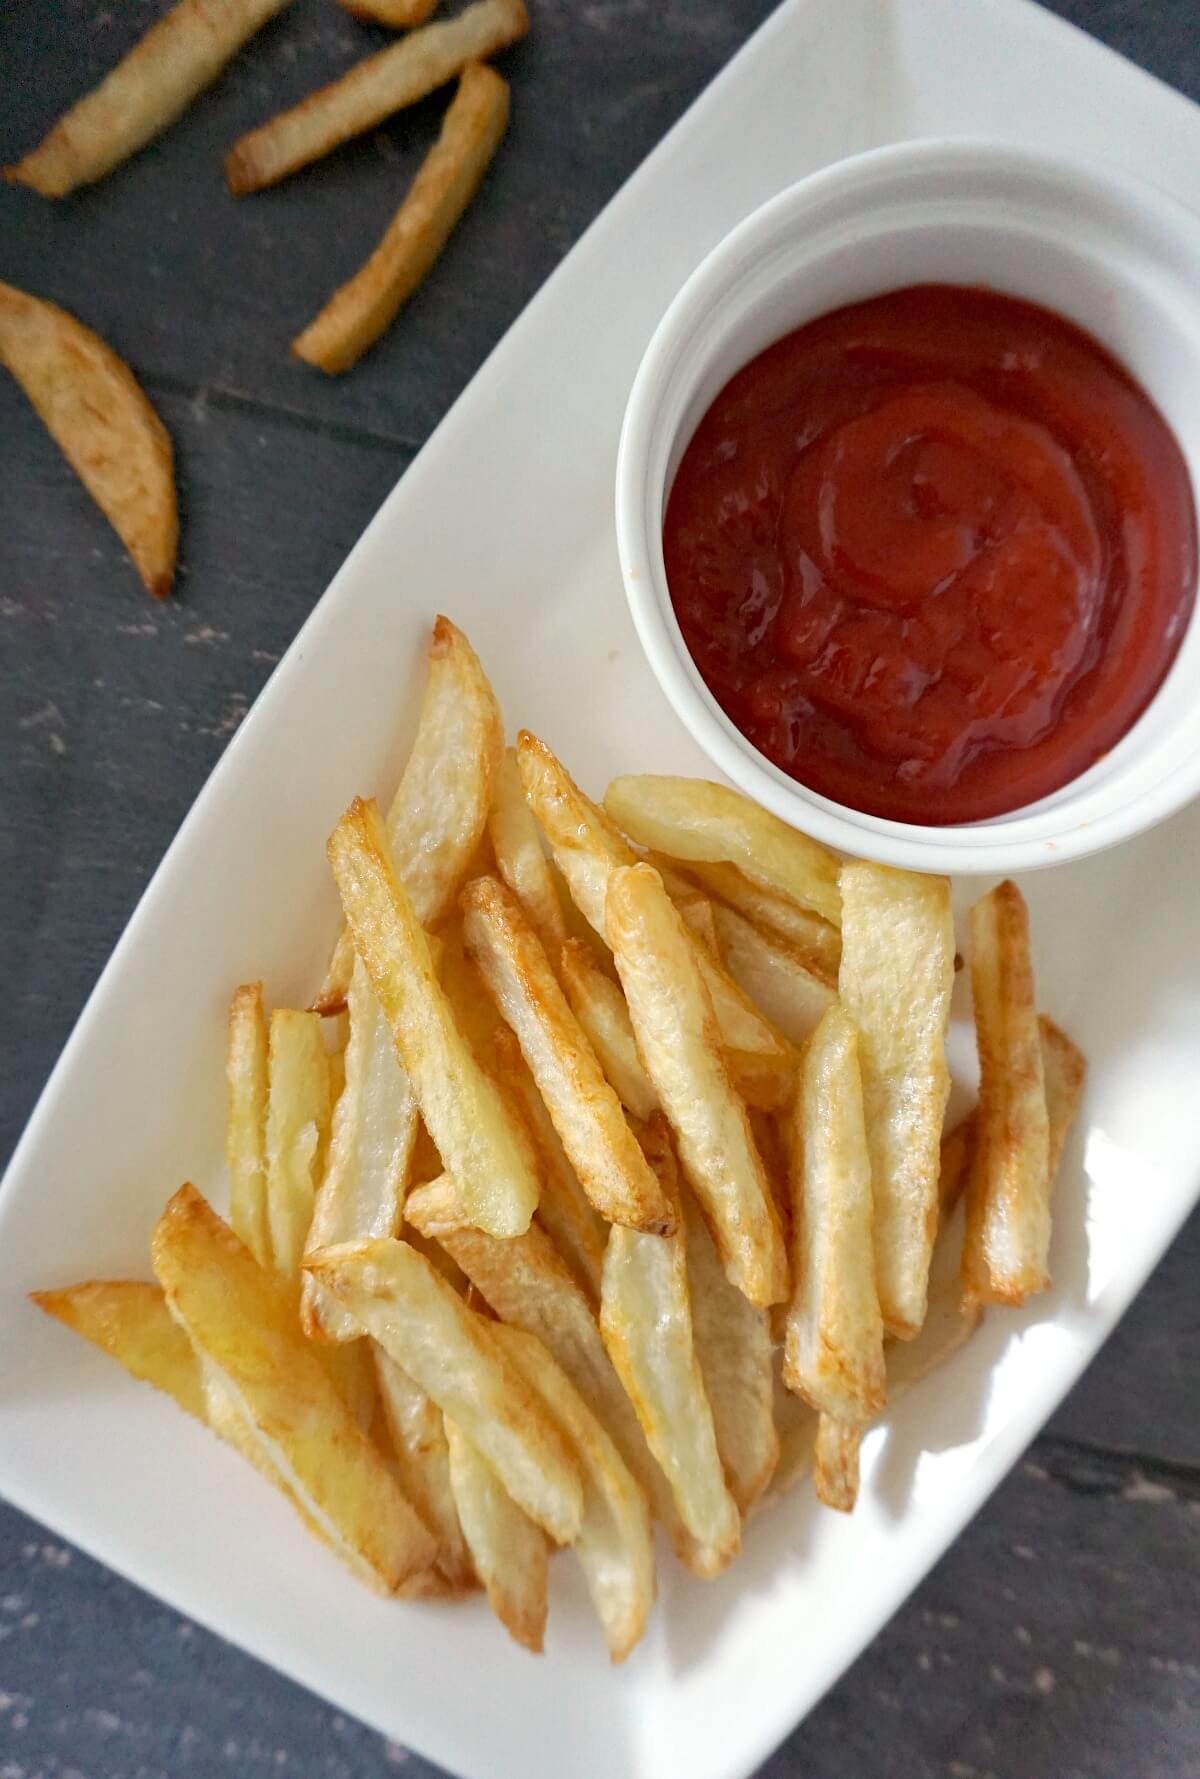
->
663;285;1197;824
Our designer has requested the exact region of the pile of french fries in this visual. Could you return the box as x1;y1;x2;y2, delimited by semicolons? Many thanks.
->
35;617;1085;1660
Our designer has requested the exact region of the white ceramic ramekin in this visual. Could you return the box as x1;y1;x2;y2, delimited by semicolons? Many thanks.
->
615;139;1200;873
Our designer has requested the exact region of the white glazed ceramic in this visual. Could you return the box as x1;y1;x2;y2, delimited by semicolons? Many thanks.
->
617;137;1200;874
3;6;1200;1779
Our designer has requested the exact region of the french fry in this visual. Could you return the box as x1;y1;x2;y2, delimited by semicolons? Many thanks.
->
337;0;439;26
0;281;176;598
444;1416;548;1651
606;864;788;1306
676;859;841;982
294;64;509;375
31;1280;206;1424
1040;1014;1086;1187
375;1350;474;1593
838;861;955;1337
599;1118;741;1576
962;881;1051;1307
225;0;529;193
709;903;835;1048
306;1236;583;1544
488;746;568;958
302;961;418;1341
758;1360;818;1511
492;1323;655;1664
491;1029;608;1305
327;799;539;1238
886;1199;979;1399
784;1005;885;1424
559;939;657;1122
226;982;271;1269
604;775;841;927
265;1010;332;1280
153;1187;436;1593
813;1416;862;1514
5;0;292;197
680;1182;778;1515
938;1111;977;1217
462;875;673;1234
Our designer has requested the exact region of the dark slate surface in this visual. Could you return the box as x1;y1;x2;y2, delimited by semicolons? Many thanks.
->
1;1;1198;1776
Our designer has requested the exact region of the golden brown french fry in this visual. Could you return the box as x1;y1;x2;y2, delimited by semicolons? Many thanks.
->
265;1009;332;1280
153;1187;436;1593
488;747;569;958
327;799;538;1238
559;939;658;1122
31;1280;206;1423
293;64;509;375
302;961;418;1341
375;1350;474;1593
306;1236;582;1544
226;0;528;193
1040;1014;1086;1187
337;0;439;25
5;0;292;197
680;1183;778;1515
838;861;955;1337
491;1028;607;1305
0;281;176;598
938;1111;977;1216
599;1119;741;1576
708;903;835;1049
813;1416;862;1514
462;876;674;1234
962;881;1050;1307
492;1323;655;1664
444;1415;548;1651
784;1004;885;1424
316;616;504;1013
672;888;721;959
604;775;841;927
886;1199;979;1399
675;859;841;982
606;864;787;1306
226;982;271;1269
758;1360;818;1511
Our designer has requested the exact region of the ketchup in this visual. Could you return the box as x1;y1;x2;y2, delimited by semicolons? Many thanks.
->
663;285;1197;824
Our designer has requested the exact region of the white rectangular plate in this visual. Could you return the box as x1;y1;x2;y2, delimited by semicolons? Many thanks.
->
3;3;1199;1777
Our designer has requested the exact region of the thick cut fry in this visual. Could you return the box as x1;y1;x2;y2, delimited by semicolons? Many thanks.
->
307;1237;582;1544
317;617;504;1013
606;865;787;1306
493;1324;655;1664
327;799;538;1238
0;282;176;598
680;1184;778;1515
375;1350;474;1592
785;1005;885;1424
226;0;528;192
962;881;1051;1307
153;1188;435;1593
605;776;841;927
491;1029;607;1305
599;1120;741;1576
226;982;271;1268
678;859;842;982
337;0;439;25
709;903;835;1049
294;64;509;375
6;0;292;197
560;939;658;1122
1040;1015;1086;1187
31;1280;205;1423
265;1010;332;1279
814;1416;862;1514
462;876;673;1234
303;960;418;1340
488;747;568;957
838;861;955;1337
444;1415;547;1651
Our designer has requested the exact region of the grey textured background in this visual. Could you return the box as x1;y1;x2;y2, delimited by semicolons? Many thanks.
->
2;2;1199;1776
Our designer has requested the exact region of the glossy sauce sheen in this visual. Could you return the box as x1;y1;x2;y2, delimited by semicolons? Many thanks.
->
664;286;1197;824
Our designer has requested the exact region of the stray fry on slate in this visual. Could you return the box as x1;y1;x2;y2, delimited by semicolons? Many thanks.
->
606;864;788;1307
226;982;271;1269
962;881;1051;1308
294;63;509;375
374;1348;475;1593
6;0;292;197
0;281;177;597
265;1009;332;1281
560;939;658;1122
444;1414;548;1651
462;875;675;1234
337;0;440;25
226;0;528;193
838;861;954;1339
327;798;538;1238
